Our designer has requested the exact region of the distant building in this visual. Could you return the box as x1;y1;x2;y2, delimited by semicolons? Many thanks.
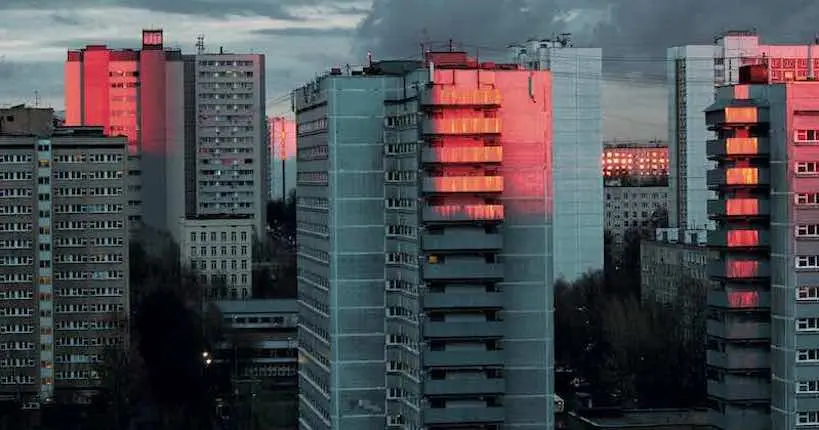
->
213;299;298;429
268;116;296;201
193;52;268;235
0;106;130;406
603;141;669;253
64;29;186;236
668;30;819;231
179;215;255;299
640;228;713;304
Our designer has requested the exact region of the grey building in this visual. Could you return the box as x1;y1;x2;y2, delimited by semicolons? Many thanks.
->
294;52;554;430
193;52;268;235
641;229;713;304
0;106;130;406
705;75;819;429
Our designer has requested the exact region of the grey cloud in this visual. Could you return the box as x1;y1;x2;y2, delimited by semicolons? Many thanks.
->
252;27;354;37
354;0;819;77
50;11;84;26
0;0;365;19
0;60;64;109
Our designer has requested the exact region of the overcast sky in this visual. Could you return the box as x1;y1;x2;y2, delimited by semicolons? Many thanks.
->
1;0;817;139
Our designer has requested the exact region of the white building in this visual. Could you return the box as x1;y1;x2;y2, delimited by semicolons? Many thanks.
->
179;215;255;299
668;30;819;231
193;53;268;235
509;38;604;282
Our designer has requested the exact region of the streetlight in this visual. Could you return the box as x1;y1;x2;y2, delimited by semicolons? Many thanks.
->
203;351;212;366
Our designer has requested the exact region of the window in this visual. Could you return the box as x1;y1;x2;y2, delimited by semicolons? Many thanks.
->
797;349;819;362
797;225;819;238
190;232;196;242
797;162;819;176
795;129;819;143
798;411;819;425
798;287;819;301
797;318;819;331
796;193;819;205
797;380;819;393
797;256;819;269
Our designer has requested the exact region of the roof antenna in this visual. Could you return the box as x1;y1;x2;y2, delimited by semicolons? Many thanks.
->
196;34;205;54
34;90;40;107
449;39;454;52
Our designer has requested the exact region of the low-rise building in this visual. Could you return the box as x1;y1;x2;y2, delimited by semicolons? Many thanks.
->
640;228;714;304
213;299;297;428
179;215;255;299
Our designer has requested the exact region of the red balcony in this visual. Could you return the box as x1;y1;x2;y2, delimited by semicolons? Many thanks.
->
707;137;769;160
423;176;504;193
422;204;504;222
708;259;770;280
423;118;502;135
423;88;502;106
421;146;503;164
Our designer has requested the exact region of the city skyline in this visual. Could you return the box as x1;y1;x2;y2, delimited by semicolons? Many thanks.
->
4;0;819;140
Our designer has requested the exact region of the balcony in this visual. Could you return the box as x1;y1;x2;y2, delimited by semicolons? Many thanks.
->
423;176;504;193
707;198;769;219
423;260;504;280
423;349;504;367
422;230;503;251
424;378;505;396
423;118;502;135
707;350;769;370
708;378;770;402
422;204;504;222
707;319;770;340
423;406;504;425
707;137;769;160
707;259;770;280
423;320;504;338
423;291;502;309
707;167;770;189
708;229;770;249
708;289;770;310
421;88;502;107
706;105;767;128
421;146;503;164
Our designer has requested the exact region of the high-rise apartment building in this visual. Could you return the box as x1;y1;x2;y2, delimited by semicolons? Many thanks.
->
0;106;129;406
65;29;187;236
268;116;296;201
294;52;554;430
508;38;604;282
705;69;819;430
193;52;267;235
668;31;819;231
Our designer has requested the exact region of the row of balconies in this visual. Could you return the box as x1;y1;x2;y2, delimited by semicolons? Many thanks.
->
422;230;502;251
423;261;503;280
423;176;503;193
707;198;769;219
421;146;503;164
708;229;770;249
706;319;770;341
423;320;503;338
707;167;770;189
708;259;770;280
707;349;769;370
423;204;504;222
706;137;769;160
707;377;770;402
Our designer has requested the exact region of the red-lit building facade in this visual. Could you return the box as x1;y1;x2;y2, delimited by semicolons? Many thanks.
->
293;53;554;430
64;29;189;236
705;73;819;430
268;116;296;200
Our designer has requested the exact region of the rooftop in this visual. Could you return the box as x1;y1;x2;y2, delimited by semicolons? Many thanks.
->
571;408;708;429
215;299;297;315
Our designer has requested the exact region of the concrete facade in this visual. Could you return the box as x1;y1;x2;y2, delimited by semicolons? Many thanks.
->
294;53;556;430
0;107;130;406
179;216;255;299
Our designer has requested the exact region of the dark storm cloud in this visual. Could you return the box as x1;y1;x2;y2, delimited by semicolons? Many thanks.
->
354;0;819;77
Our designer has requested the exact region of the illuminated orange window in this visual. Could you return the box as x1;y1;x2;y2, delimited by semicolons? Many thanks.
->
437;88;501;105
727;230;759;247
427;255;440;264
724;107;758;123
727;291;760;308
435;118;501;134
432;204;504;220
725;167;759;185
435;147;503;163
433;176;504;192
726;198;759;216
725;138;758;155
727;260;759;278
